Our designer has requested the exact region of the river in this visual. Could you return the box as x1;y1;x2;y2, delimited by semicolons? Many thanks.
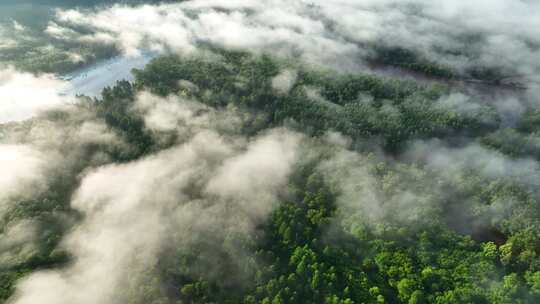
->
60;52;156;97
1;0;158;98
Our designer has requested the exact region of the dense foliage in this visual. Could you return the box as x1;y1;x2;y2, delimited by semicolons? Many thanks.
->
2;49;540;304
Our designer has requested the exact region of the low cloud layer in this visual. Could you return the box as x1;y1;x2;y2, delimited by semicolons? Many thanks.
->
0;68;71;123
1;1;540;302
7;93;302;304
0;145;48;204
39;0;539;128
47;0;540;82
0;100;127;274
405;140;540;195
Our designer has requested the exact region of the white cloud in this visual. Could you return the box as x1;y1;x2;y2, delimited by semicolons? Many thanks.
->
0;144;48;204
0;220;39;267
45;22;78;40
405;139;540;192
48;0;540;79
0;68;72;123
207;129;301;218
12;20;26;32
133;92;206;132
51;2;359;68
8;94;302;304
271;69;297;95
0;25;17;50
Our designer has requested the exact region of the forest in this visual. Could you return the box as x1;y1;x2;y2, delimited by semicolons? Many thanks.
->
1;1;540;304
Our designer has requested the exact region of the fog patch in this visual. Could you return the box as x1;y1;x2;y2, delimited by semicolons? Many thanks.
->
0;68;72;123
8;94;302;304
272;69;297;95
0;220;39;267
45;0;540;85
0;145;49;205
405;140;540;194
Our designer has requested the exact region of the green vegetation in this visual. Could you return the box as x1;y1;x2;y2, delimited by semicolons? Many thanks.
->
370;46;456;79
2;49;540;304
133;52;498;152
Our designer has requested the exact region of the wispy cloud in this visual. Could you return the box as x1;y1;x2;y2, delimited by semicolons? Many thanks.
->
0;68;72;123
7;93;302;304
47;0;540;80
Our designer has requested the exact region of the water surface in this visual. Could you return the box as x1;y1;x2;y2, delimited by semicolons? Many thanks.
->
61;52;156;97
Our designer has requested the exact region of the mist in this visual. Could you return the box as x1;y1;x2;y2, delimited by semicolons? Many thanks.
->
3;91;302;304
2;1;540;303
